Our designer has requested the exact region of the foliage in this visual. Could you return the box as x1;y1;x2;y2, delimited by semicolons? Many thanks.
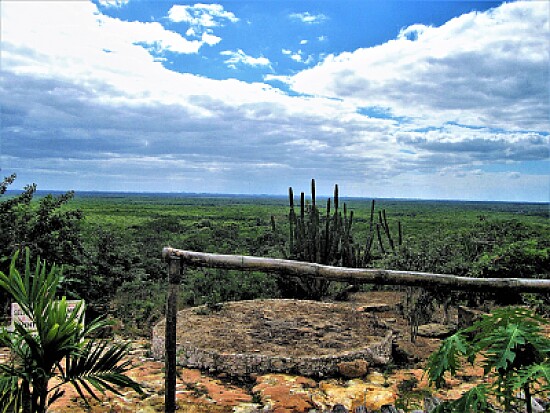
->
427;306;550;413
0;249;142;413
111;279;166;336
75;228;147;316
472;239;549;279
182;269;279;307
0;175;85;317
4;173;548;335
0;174;84;270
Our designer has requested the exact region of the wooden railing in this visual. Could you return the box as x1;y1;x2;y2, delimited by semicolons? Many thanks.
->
161;247;550;413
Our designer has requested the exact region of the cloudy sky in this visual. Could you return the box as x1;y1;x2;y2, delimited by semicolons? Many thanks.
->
1;1;548;201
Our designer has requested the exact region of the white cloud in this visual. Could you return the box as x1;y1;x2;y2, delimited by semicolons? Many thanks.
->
121;20;203;54
288;1;549;131
1;0;548;200
289;12;327;24
98;0;130;8
300;40;308;45
202;31;222;46
221;49;271;69
282;48;314;64
168;4;238;28
263;74;292;84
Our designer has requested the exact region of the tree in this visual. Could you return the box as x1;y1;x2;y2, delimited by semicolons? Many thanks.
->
0;174;85;316
0;174;84;268
0;249;142;413
427;306;550;413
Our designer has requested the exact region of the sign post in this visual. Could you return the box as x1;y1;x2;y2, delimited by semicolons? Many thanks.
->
9;300;84;332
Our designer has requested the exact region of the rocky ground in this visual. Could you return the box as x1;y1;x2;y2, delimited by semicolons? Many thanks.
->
1;292;494;412
45;354;486;413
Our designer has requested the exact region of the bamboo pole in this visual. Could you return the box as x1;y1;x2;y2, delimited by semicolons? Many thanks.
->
162;247;550;293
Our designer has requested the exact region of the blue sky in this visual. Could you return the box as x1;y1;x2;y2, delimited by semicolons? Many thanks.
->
1;0;548;201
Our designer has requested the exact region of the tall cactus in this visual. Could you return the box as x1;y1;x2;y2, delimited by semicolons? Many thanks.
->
279;179;404;299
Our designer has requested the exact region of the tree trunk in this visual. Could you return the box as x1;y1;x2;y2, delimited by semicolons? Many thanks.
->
21;380;31;413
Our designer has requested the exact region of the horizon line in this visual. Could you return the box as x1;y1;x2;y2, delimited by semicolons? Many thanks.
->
4;188;549;205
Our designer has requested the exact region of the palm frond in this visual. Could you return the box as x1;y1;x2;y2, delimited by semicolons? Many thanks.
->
62;339;142;404
0;375;23;413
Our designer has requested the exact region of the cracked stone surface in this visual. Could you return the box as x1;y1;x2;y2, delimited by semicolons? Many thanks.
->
151;299;393;378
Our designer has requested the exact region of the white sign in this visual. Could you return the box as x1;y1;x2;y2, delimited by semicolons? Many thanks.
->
9;300;85;332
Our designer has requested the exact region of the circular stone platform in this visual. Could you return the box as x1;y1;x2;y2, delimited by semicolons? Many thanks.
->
152;299;393;378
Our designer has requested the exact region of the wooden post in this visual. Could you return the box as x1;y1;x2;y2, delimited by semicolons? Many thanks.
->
165;255;181;413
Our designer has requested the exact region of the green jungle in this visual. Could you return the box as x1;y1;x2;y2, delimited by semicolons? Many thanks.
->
1;174;548;335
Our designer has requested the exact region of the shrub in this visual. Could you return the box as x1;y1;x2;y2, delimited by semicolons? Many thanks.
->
427;306;550;413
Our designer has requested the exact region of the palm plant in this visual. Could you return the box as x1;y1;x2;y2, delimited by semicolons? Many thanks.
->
0;249;142;413
427;306;550;413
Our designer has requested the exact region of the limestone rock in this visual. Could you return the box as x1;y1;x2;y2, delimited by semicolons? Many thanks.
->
337;360;369;378
253;374;315;413
317;379;395;411
416;323;456;339
356;303;393;312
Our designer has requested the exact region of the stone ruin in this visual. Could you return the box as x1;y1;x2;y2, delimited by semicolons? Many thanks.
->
152;299;394;379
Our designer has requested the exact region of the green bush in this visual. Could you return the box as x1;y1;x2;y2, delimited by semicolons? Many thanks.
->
427;306;550;413
111;279;166;336
472;240;549;279
182;268;279;307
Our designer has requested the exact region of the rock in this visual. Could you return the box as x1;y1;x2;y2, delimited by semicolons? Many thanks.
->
416;323;456;339
136;408;157;413
531;399;546;413
380;406;399;413
332;404;349;413
253;374;315;413
318;379;395;411
233;403;264;413
356;303;393;312
516;392;546;413
457;306;486;330
338;360;370;378
423;396;441;412
534;397;549;411
365;371;386;386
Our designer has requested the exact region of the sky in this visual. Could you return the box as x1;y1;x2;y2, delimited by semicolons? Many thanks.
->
1;0;549;202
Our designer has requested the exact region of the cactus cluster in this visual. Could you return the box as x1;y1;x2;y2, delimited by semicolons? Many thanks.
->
287;179;402;267
275;179;403;299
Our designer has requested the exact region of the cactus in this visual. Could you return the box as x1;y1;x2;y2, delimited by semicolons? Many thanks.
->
275;179;404;300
